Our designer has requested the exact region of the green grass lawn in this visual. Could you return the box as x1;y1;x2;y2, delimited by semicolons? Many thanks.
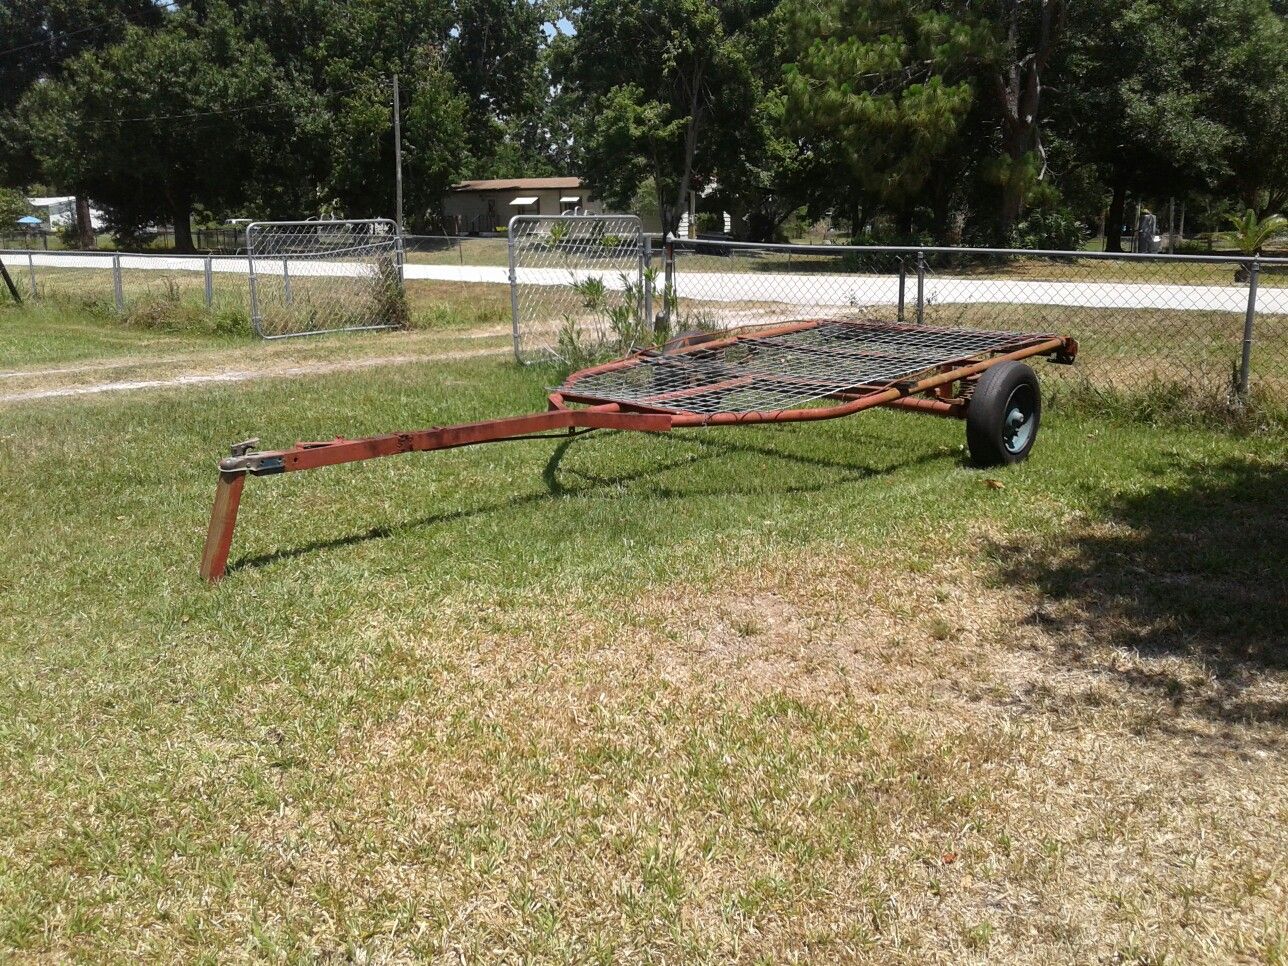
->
1;280;509;374
1;306;1286;961
0;301;238;370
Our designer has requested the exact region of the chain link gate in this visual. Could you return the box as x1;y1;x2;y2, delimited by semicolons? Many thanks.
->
508;214;649;362
247;219;405;339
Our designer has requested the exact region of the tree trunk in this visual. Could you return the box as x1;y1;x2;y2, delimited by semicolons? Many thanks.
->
896;206;914;240
666;58;707;242
1105;179;1127;253
992;0;1064;237
998;142;1027;236
172;199;194;253
656;179;679;237
745;211;770;243
75;195;94;249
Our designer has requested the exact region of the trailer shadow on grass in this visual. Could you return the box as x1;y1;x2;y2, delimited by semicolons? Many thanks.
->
993;455;1288;732
228;428;952;575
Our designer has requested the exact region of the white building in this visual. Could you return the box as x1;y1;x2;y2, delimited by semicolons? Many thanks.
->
26;196;106;232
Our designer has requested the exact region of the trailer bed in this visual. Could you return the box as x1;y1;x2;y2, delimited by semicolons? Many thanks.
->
557;319;1063;419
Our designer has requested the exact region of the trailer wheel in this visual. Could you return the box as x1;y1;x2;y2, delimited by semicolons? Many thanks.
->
966;361;1041;466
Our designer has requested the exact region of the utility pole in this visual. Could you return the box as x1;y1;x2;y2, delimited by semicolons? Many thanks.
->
392;74;403;231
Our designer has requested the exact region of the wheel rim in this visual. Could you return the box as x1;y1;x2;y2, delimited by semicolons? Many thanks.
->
1002;384;1037;454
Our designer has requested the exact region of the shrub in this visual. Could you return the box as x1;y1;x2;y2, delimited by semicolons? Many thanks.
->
1219;210;1287;256
1009;210;1086;251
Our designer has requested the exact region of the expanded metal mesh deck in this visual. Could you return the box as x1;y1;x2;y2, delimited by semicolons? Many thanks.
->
559;319;1054;416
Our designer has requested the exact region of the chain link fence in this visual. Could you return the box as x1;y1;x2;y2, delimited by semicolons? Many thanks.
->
665;240;1288;404
8;229;1286;409
246;219;404;338
508;215;648;362
1;249;251;317
401;234;511;268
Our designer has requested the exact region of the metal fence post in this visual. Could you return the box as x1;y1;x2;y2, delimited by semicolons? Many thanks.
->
204;256;214;308
112;255;124;310
643;234;656;335
897;258;906;323
915;250;925;325
282;256;292;305
395;225;405;288
1238;257;1260;399
27;252;37;298
508;221;522;361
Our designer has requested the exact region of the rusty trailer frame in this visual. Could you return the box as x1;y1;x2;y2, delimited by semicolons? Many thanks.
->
200;318;1077;582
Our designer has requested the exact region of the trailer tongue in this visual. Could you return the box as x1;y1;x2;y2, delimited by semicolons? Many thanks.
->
200;318;1076;582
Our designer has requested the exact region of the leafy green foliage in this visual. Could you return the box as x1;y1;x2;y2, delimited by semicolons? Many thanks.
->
1219;209;1288;255
1010;210;1087;251
560;0;771;234
556;272;656;367
783;0;986;211
0;0;166;184
0;187;35;226
2;0;1284;250
1051;0;1286;249
21;10;293;249
11;0;553;236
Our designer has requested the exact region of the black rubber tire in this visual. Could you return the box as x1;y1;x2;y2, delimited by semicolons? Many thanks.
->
965;361;1042;467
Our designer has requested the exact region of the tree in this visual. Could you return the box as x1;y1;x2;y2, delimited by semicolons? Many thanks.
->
18;0;475;238
1;0;166;245
1049;0;1276;250
782;0;991;236
695;3;824;242
0;187;35;227
22;10;287;250
784;0;1078;240
560;0;771;235
448;0;553;172
1201;0;1288;218
209;0;472;222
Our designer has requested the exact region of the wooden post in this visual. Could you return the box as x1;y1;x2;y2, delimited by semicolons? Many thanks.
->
0;256;22;304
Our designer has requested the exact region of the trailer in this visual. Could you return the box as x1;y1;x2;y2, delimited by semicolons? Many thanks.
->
199;318;1077;582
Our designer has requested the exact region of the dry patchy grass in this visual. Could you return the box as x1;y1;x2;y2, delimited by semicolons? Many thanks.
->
171;533;1286;963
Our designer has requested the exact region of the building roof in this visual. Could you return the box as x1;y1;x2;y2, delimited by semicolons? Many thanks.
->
450;177;583;192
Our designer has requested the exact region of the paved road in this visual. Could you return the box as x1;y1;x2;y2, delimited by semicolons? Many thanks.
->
22;251;1288;314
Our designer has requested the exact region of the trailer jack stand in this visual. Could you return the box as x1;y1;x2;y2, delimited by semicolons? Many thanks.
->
199;471;248;583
